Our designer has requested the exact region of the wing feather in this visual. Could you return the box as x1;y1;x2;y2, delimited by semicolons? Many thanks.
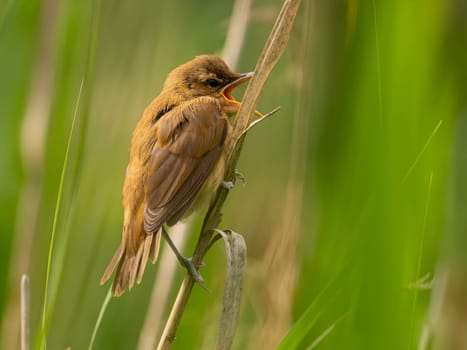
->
143;97;227;233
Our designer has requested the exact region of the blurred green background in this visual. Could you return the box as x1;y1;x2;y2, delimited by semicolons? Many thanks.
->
1;0;466;349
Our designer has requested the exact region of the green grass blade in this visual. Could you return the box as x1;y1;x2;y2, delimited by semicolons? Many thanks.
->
38;78;84;350
88;288;112;350
307;314;346;350
277;282;340;350
408;171;434;348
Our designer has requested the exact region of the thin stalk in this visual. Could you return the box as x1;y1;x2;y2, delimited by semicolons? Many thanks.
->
21;275;30;350
88;288;112;350
39;78;84;350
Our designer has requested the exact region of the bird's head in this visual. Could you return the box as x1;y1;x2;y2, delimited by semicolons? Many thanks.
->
164;55;261;115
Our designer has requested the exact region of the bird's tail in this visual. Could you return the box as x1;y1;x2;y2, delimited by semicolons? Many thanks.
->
100;227;162;296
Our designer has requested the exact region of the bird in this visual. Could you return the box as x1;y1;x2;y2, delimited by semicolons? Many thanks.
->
100;55;259;296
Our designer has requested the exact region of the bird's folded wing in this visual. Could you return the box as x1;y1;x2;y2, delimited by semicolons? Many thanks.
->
144;97;227;233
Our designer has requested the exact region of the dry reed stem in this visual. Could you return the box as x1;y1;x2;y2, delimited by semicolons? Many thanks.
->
221;0;252;69
156;0;301;349
21;275;30;350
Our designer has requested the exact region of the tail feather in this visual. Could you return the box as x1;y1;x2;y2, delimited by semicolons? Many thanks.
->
100;244;124;285
137;233;152;284
100;229;162;297
113;256;133;296
129;244;144;290
149;227;162;263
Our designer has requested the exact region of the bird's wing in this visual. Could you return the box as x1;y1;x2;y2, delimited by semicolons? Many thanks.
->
143;97;227;233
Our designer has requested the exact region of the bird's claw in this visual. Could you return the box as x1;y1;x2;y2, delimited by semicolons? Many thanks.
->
185;257;206;269
181;257;208;291
222;169;246;190
234;169;246;186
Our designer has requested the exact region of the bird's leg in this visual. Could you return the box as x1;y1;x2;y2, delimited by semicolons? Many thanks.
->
161;227;207;290
222;169;247;190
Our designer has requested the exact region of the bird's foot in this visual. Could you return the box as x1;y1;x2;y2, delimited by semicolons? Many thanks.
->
180;256;208;290
234;169;246;185
161;227;208;290
222;169;246;190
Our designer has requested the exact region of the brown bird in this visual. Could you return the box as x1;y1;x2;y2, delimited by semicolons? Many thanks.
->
100;55;259;296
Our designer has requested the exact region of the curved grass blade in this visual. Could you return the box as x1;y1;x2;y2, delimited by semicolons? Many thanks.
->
38;78;84;350
88;288;112;350
215;230;247;350
277;283;340;350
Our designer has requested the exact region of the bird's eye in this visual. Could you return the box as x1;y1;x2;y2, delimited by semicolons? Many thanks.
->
206;78;221;88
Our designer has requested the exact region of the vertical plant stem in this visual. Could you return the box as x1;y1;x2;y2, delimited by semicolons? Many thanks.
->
221;0;252;69
21;275;30;350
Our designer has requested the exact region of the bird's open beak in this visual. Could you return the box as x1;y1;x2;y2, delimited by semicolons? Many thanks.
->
221;72;263;117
